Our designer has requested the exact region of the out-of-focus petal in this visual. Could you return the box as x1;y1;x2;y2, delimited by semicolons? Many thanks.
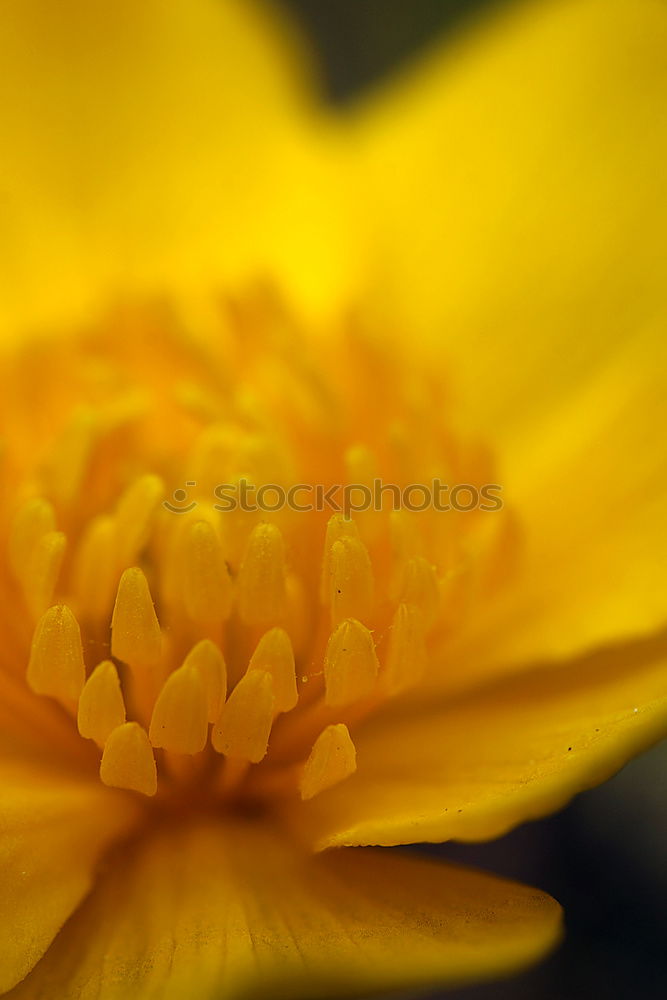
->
0;764;141;993
0;0;355;338
344;0;667;662
8;819;561;999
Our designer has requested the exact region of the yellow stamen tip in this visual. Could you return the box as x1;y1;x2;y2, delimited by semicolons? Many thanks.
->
114;473;164;567
183;639;227;723
77;660;126;746
27;604;85;704
111;567;162;667
181;519;232;625
72;515;117;622
400;556;440;627
328;535;374;625
320;514;359;604
384;603;428;695
149;664;208;755
24;530;66;620
248;627;297;713
9;497;56;577
300;723;357;801
324;618;379;707
212;670;274;763
100;722;157;797
237;522;287;626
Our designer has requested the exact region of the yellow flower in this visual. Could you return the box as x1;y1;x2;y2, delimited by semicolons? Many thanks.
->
1;1;666;998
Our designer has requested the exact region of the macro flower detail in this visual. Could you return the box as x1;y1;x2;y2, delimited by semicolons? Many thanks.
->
1;1;666;999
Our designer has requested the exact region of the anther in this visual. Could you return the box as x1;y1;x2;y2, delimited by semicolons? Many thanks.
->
324;618;379;707
182;639;227;723
248;627;297;713
100;722;157;796
300;723;357;800
114;473;164;566
328;535;374;625
149;663;209;755
27;604;85;704
320;514;359;604
384;603;428;694
212;670;274;763
77;660;126;746
181;520;232;625
400;556;440;627
237;523;287;625
111;567;162;667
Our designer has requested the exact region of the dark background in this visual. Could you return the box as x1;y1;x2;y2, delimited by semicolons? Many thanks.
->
281;1;667;997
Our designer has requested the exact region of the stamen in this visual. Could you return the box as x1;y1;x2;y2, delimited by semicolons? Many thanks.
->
27;604;85;704
212;669;274;762
148;663;208;755
77;660;126;746
100;721;157;796
42;408;97;508
248;627;297;713
324;618;379;707
114;473;164;566
319;514;359;603
23;530;66;620
328;536;374;625
383;603;428;694
111;567;162;667
300;723;357;800
9;498;64;618
9;497;56;576
400;556;440;627
237;523;287;626
72;515;117;622
182;639;227;723
181;520;232;626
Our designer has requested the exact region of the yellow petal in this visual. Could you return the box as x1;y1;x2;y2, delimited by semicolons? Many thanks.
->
293;630;667;849
0;763;140;994
0;0;353;338
348;0;667;662
9;819;562;999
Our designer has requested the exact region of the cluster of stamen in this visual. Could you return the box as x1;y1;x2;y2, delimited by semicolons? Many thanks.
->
3;297;511;808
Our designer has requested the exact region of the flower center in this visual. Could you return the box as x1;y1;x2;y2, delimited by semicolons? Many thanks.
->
3;294;513;807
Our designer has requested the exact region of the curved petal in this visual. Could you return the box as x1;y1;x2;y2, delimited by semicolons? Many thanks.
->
291;630;667;849
8;819;561;999
0;0;355;338
345;0;667;661
0;764;142;994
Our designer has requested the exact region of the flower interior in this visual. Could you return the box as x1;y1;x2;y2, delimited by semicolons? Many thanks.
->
3;292;516;813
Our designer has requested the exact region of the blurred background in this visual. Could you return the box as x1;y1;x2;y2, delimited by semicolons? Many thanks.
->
280;1;667;998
